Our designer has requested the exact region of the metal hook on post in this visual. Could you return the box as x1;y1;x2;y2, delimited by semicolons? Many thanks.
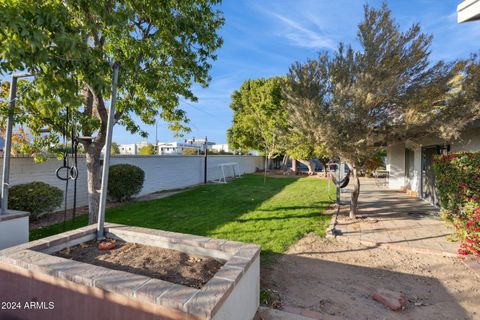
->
96;62;120;240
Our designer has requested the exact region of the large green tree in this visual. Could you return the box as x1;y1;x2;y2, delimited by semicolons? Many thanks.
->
0;0;223;223
138;144;155;155
227;77;288;165
286;4;478;218
110;142;120;155
228;76;330;172
285;57;331;175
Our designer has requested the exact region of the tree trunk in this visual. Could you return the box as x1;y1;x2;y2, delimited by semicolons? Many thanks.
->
291;159;297;172
349;163;360;218
267;152;274;170
320;160;328;177
280;154;289;172
86;146;103;224
298;159;315;174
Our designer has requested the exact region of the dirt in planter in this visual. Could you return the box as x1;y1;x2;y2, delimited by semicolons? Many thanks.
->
54;240;224;289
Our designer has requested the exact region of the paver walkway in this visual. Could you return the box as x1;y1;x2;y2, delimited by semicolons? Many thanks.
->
333;178;459;257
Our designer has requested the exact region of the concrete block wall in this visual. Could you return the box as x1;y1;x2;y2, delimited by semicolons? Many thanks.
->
0;155;264;211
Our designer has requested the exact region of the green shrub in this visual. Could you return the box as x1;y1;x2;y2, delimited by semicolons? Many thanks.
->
108;164;145;201
9;182;63;220
433;152;480;257
456;198;480;256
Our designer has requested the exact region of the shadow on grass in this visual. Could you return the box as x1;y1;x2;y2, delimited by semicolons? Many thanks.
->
30;175;334;258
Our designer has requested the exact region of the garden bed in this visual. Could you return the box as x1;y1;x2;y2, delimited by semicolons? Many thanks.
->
54;240;224;289
0;224;260;320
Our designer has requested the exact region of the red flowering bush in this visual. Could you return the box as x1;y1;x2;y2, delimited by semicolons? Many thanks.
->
433;152;480;217
433;152;480;257
455;198;480;256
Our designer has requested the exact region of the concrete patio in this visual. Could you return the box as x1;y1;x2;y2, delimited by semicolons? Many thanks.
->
332;178;459;257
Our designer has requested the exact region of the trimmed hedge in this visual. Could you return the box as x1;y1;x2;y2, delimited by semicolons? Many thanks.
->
433;152;480;256
108;164;145;201
9;182;63;220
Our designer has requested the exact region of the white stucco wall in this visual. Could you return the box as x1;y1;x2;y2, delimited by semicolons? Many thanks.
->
386;127;480;194
386;143;406;190
213;255;260;320
0;155;264;211
0;216;28;250
458;0;480;23
412;147;422;194
402;146;422;194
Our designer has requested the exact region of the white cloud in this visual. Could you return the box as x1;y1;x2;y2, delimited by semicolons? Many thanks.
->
249;1;338;50
418;11;480;61
271;13;337;49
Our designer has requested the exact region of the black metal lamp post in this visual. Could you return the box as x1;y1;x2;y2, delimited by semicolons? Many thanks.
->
204;136;208;184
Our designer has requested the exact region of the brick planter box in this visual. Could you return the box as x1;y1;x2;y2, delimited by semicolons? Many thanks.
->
0;224;260;320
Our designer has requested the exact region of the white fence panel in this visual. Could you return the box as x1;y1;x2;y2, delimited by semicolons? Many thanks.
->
0;155;264;210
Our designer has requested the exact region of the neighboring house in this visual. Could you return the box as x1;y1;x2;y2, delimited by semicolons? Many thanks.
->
112;138;218;156
157;138;217;155
116;141;149;155
385;1;480;205
211;144;232;153
118;143;138;155
157;141;201;155
184;137;215;152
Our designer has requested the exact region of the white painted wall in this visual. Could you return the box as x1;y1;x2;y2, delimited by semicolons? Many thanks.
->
412;147;422;195
213;255;260;320
386;127;480;193
457;0;480;23
0;216;28;250
0;155;264;211
118;143;138;155
386;143;406;190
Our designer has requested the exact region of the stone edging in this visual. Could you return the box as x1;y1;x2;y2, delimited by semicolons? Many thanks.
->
0;223;261;320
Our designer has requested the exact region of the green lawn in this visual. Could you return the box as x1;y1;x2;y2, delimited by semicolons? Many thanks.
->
31;175;334;256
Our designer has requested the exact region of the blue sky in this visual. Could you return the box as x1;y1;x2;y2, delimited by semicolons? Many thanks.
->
123;0;479;145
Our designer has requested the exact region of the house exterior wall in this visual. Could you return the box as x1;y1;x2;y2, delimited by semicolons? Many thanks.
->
0;155;264;211
118;144;137;155
386;127;480;200
211;144;231;153
458;0;480;23
386;143;405;189
158;142;203;155
412;147;422;195
403;146;421;195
